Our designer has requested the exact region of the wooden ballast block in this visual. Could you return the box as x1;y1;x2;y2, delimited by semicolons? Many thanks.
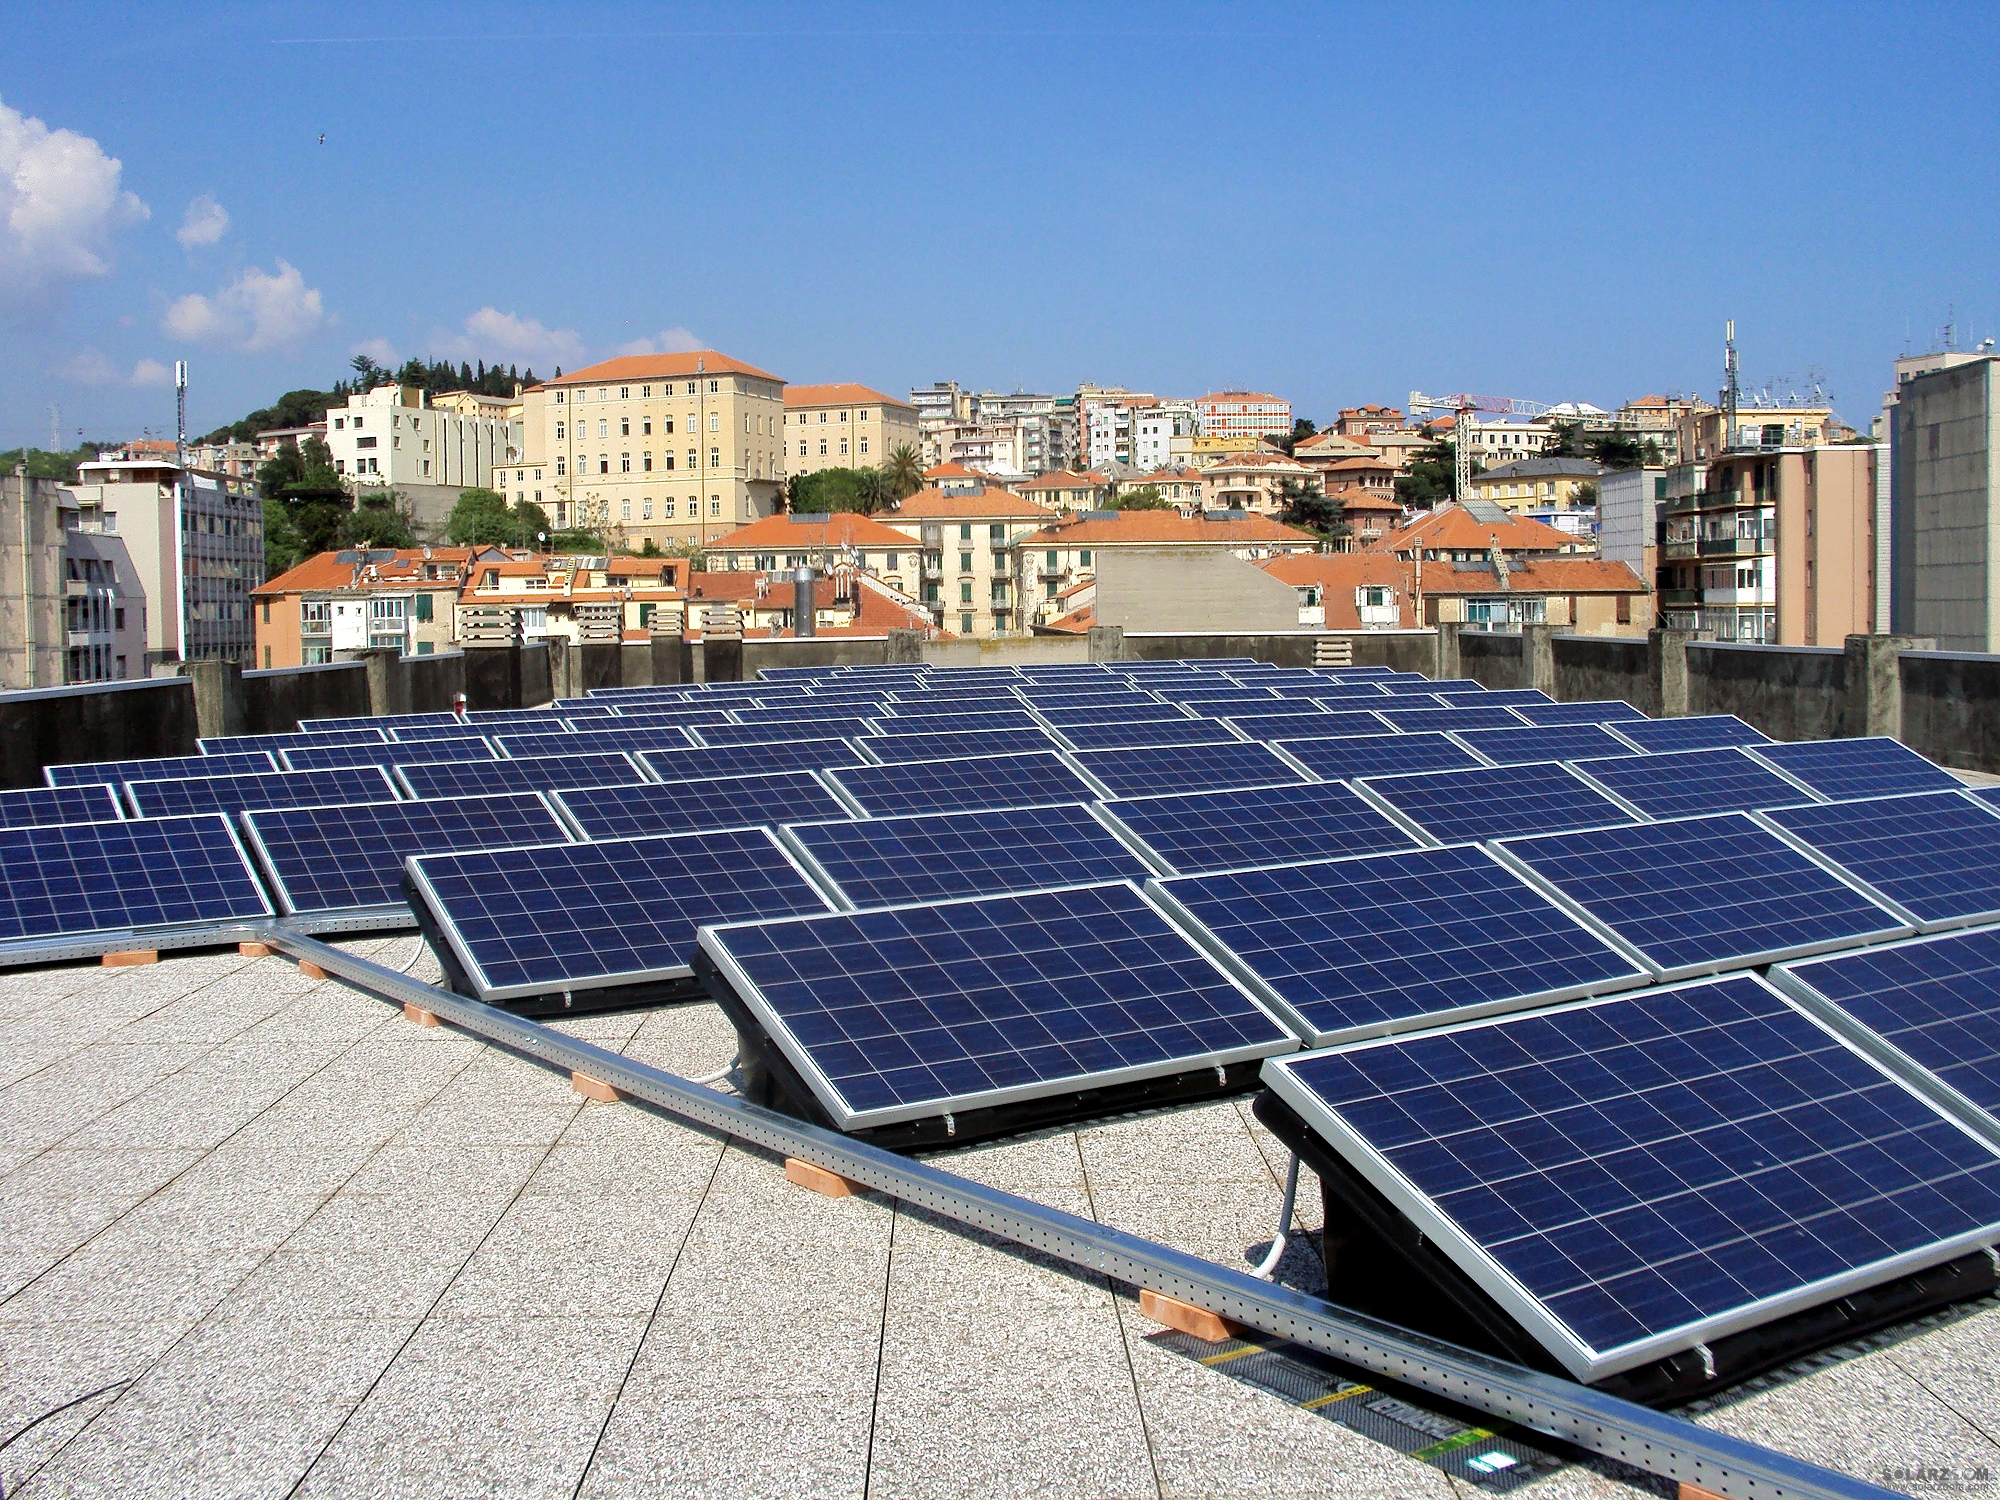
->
785;1158;866;1198
238;941;274;958
402;1002;441;1028
1679;1487;1729;1500
101;950;158;967
571;1071;625;1103
1139;1289;1241;1343
298;960;329;981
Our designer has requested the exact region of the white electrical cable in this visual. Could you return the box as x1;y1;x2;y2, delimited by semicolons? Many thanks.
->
687;1055;738;1087
1251;1152;1301;1281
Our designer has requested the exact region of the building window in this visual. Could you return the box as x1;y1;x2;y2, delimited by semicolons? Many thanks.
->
839;439;848;456
709;448;719;468
642;418;652;436
621;454;631;472
989;524;1004;544
959;552;973;573
818;440;828;456
1080;550;1093;566
622;500;632;521
663;499;676;518
600;456;609;474
556;458;566;475
414;593;433;622
598;420;608;438
663;454;675;470
643;453;653;472
709;413;720;432
662;416;674;434
960;582;973;604
710;498;721;517
642;499;653;519
556;421;565;440
621;418;630;436
961;613;974;634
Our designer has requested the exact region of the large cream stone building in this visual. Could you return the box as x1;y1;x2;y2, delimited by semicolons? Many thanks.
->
783;384;919;476
502;352;786;550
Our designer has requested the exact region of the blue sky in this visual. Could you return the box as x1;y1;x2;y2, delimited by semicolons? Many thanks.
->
2;1;1995;448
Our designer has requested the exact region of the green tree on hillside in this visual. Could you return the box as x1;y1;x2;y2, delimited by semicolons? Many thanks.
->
1275;477;1349;543
340;490;418;548
1109;484;1173;511
445;487;549;548
1394;440;1473;509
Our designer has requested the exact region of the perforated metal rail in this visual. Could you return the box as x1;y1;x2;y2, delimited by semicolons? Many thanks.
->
261;925;1905;1500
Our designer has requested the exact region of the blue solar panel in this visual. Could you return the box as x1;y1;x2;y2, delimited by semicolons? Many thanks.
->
1262;972;2000;1382
200;728;387;755
632;739;869;782
1019;688;1158;710
388;717;509;741
0;814;271;949
699;881;1295;1130
1374;705;1527;735
1760;792;2000;931
600;707;737;730
410;826;834;1000
280;736;494;771
1274;731;1481;781
1437;688;1552;708
826;751;1102;817
1152;845;1646;1045
1052;717;1244;752
695;717;879;747
871;708;1042;735
0;784;122;829
862;727;1063;764
1381;678;1485;695
1097;782;1416;875
462;710;574;729
395;751;645;800
492;726;696;760
551;771;850;840
301;712;461;733
126;766;399;818
1447;723;1643;768
1610;714;1770;752
1071;740;1308;799
243;793;570;918
1492;811;1911;978
1515;700;1649;727
46;751;276;787
1220;710;1344;743
1031;700;1189;727
1570;747;1816;820
1751;737;1964;800
782;803;1156;907
1775;927;2000;1146
1357;762;1634;843
1269;683;1395;703
1164;694;1290;718
730;701;886;723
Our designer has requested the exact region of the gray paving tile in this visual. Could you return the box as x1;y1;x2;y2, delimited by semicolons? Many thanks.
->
1885;1305;2000;1444
578;1145;889;1500
295;1314;648;1500
0;1319;183;1496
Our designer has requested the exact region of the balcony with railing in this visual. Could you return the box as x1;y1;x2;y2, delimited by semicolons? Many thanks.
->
1698;533;1772;559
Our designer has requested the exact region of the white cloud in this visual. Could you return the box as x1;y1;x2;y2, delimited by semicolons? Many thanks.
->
163;260;326;351
616;325;702;356
0;96;149;301
57;348;175;387
175;193;229;248
426;306;588;369
348;336;398;369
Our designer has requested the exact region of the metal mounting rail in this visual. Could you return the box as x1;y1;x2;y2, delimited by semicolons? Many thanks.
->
263;925;1905;1500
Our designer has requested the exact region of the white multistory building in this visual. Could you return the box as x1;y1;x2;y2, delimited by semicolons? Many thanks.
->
1133;402;1198;470
323;384;522;534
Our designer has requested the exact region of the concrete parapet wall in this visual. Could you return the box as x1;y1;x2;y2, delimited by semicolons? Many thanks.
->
0;677;197;788
1458;631;1527;690
241;662;370;735
1552;635;1650;709
742;637;893;676
1687;642;1847;742
1901;650;2000;774
1122;631;1322;668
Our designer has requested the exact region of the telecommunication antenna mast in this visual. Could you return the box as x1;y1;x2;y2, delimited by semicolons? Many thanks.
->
48;404;59;453
175;360;188;466
1723;320;1739;450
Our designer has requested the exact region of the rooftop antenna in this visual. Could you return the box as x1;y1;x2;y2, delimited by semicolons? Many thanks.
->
48;403;59;453
175;360;188;467
1722;321;1739;448
1941;303;1957;353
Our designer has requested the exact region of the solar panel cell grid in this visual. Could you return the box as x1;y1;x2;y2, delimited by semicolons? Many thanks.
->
632;739;868;783
826;751;1103;817
492;727;695;760
394;751;645;800
47;751;279;788
125;766;399;818
280;737;494;772
1437;689;1554;708
700;881;1295;1129
200;728;387;754
1031;702;1191;728
1569;747;1818;820
1051;717;1245;752
0;815;271;945
1262;973;2000;1380
861;728;1063;764
1274;732;1480;782
1153;845;1645;1044
0;784;123;829
411;827;835;998
694;717;879;747
1609;714;1771;752
243;793;570;917
867;709;1043;735
1515;700;1649;727
1097;781;1417;875
1492;811;1911;978
1374;706;1528;735
1357;761;1633;843
551;771;850;841
1750;737;1964;800
1447;723;1643;768
782;803;1155;907
1071;740;1307;799
1759;792;2000;931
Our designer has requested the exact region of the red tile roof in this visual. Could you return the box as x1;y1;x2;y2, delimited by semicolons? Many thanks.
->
1418;558;1646;594
1017;512;1316;547
537;351;779;387
1019;469;1108;492
1370;503;1577;557
783;382;912;411
255;547;492;596
922;462;982;479
883;486;1056;521
706;511;913;551
1261;554;1419;629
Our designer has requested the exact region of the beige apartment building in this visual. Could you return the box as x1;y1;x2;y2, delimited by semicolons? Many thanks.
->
878;484;1059;637
783;383;919;476
505;351;786;551
1202;452;1318;511
1012;511;1318;623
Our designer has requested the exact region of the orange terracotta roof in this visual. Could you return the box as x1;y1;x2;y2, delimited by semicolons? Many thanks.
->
1419;557;1646;594
537;351;780;387
705;511;914;551
1019;469;1108;491
1320;455;1395;472
1329;487;1404;513
922;462;981;479
255;547;489;596
1017;512;1316;547
1040;603;1096;634
783;382;911;410
1260;553;1418;629
883;486;1056;522
1206;452;1313;472
1370;503;1577;556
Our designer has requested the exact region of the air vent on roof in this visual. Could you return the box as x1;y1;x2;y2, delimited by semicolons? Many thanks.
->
791;512;832;524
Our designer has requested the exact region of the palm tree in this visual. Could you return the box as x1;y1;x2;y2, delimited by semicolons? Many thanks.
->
881;443;924;501
853;468;889;515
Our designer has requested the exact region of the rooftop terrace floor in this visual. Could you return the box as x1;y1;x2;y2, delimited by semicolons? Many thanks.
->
4;937;1999;1499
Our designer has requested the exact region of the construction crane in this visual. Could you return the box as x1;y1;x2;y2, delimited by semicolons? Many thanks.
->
1408;390;1641;503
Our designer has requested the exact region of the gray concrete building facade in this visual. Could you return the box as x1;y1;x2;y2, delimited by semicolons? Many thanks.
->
1892;354;2000;650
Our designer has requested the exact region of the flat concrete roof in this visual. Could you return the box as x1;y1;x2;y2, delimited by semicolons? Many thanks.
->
4;937;1998;1497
